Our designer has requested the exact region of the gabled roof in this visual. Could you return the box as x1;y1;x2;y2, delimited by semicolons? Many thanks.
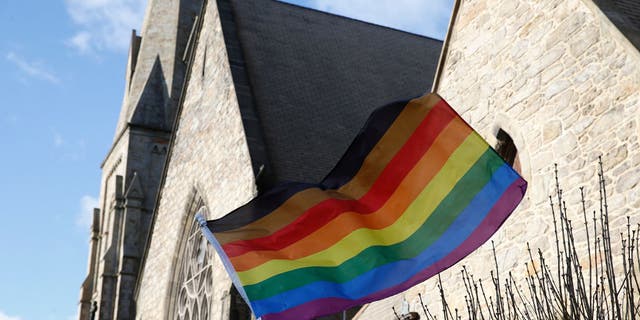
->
594;0;640;49
219;0;444;189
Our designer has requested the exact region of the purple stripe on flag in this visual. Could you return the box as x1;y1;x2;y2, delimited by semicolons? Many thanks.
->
261;178;527;320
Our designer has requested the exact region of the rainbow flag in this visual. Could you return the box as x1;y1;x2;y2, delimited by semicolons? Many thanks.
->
198;93;527;320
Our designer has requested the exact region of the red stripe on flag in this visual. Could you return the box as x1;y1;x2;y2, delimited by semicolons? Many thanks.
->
222;99;456;258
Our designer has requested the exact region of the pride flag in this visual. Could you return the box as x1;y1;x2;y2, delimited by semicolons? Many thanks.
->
198;93;527;320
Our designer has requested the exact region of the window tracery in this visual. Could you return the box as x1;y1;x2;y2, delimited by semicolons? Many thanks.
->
170;206;216;320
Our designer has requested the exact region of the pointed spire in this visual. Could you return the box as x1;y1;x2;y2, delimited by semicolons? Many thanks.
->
130;56;169;130
112;0;204;139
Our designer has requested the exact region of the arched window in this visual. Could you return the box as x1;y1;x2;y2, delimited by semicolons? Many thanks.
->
169;206;216;320
494;128;521;173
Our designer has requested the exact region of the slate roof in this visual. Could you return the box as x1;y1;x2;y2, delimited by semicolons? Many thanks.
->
217;0;443;190
595;0;640;49
612;0;640;29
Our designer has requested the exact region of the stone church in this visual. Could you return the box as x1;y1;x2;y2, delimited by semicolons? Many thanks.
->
77;0;442;319
77;0;640;319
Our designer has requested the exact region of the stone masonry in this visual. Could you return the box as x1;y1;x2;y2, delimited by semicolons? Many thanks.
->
133;0;442;318
78;0;202;319
356;0;640;318
134;0;256;317
83;0;640;319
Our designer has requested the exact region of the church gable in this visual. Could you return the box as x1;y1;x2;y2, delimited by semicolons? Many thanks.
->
132;0;445;319
220;0;443;187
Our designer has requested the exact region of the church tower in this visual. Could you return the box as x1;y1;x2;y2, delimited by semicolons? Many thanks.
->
77;0;204;319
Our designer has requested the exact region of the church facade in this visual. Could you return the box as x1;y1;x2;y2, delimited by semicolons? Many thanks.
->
78;0;442;319
79;0;640;319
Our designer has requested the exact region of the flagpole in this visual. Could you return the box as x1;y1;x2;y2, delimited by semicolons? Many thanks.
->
195;213;259;319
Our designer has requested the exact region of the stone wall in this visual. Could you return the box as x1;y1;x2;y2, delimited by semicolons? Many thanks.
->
80;0;202;317
81;133;128;320
357;0;640;318
134;0;256;317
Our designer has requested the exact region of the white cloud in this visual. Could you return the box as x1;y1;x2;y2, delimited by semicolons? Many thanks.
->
6;52;60;84
53;131;65;147
308;0;453;39
76;195;99;230
0;310;21;320
67;31;93;54
65;0;147;53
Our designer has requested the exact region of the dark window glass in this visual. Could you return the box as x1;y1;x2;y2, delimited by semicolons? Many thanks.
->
495;128;517;166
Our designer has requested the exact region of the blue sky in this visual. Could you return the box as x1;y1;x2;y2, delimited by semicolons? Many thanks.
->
0;1;452;319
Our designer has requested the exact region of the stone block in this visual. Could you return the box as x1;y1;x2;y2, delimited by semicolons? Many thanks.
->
543;119;563;142
456;0;487;30
541;62;564;83
569;26;600;57
545;78;572;99
509;76;540;108
545;12;587;49
571;116;594;133
532;47;567;79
